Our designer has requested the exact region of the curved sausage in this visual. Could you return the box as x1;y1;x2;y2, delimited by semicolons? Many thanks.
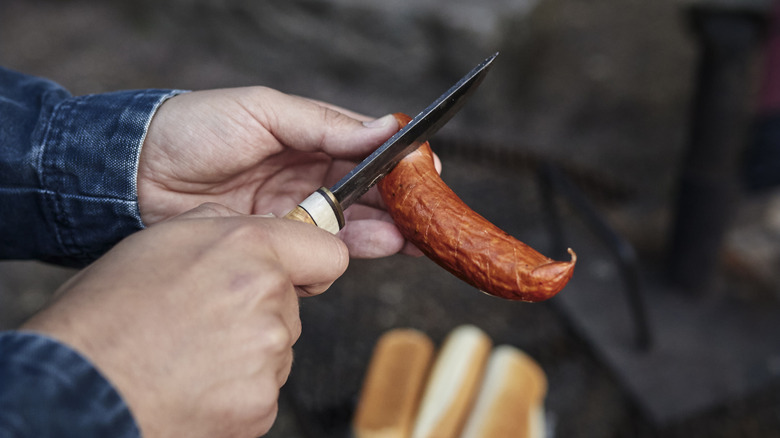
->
377;113;576;302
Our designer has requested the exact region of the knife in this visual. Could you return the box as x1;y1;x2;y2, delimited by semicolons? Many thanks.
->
284;52;498;233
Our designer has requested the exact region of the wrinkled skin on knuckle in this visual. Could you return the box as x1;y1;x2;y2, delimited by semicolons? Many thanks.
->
257;315;294;354
234;375;281;437
258;264;293;296
211;381;279;438
288;313;303;343
253;394;280;437
377;113;576;302
219;217;272;246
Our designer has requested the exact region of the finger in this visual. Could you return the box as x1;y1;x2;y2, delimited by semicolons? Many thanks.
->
300;97;375;122
338;219;408;258
169;211;346;295
353;186;389;211
341;205;425;257
246;377;281;437
400;240;425;257
260;218;350;295
171;202;244;220
277;349;295;386
343;202;393;223
248;88;399;159
253;313;297;388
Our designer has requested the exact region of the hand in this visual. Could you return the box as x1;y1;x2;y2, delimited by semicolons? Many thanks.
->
138;87;424;257
22;203;347;438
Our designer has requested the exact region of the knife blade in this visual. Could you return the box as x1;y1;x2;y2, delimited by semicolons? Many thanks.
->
284;52;497;233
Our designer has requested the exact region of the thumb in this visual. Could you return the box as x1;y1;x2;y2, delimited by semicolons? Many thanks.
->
311;111;399;159
172;203;346;296
255;89;399;159
265;218;350;297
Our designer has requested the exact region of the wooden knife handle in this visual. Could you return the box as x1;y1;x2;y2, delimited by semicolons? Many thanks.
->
284;205;318;226
283;187;344;234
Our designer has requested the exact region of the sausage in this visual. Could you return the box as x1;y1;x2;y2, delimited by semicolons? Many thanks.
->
377;113;576;302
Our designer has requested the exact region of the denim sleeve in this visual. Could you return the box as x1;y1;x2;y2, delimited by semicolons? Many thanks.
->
0;331;141;437
0;66;185;267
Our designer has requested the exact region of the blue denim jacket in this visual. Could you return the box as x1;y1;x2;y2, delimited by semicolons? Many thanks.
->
0;66;182;266
0;332;141;437
0;66;183;436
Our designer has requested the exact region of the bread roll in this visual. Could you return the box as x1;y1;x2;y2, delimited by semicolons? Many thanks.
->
353;328;435;438
411;325;492;438
459;345;547;438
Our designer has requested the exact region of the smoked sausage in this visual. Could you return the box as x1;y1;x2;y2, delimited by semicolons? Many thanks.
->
377;113;576;302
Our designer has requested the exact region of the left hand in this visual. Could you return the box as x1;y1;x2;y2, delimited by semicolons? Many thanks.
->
138;86;420;258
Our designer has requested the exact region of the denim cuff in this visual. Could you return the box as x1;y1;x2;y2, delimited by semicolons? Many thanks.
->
36;89;185;266
0;331;140;437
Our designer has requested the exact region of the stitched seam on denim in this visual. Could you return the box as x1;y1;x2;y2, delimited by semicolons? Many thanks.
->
36;90;181;262
134;89;188;228
0;187;139;204
40;94;119;260
55;96;83;257
0;187;55;195
38;96;73;257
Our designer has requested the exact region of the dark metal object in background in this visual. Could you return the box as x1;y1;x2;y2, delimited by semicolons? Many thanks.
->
551;3;780;426
668;7;766;294
538;163;652;351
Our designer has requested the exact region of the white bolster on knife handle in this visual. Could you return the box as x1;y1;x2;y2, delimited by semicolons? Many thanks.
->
283;187;345;234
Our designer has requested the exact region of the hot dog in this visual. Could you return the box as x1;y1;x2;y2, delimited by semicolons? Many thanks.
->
353;329;435;438
410;325;492;438
459;345;547;438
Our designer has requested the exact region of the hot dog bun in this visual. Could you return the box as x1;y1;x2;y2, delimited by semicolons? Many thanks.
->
411;325;492;438
459;345;547;438
352;328;435;438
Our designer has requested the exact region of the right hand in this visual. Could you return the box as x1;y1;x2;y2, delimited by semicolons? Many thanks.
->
21;203;348;438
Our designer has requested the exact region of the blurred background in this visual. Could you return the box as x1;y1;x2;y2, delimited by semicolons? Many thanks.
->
2;0;780;436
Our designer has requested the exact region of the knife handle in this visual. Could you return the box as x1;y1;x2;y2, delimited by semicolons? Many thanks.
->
283;187;344;234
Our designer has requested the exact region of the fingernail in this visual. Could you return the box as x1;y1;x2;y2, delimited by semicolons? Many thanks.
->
362;114;396;129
